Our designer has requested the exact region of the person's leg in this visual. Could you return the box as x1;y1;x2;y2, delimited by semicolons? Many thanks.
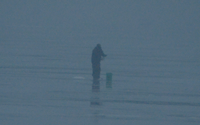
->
92;64;100;80
96;64;101;79
92;64;98;79
92;64;95;77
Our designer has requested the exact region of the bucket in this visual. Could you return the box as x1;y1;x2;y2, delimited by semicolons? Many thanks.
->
106;73;112;81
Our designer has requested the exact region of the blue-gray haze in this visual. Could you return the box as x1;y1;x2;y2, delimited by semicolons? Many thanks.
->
0;1;200;125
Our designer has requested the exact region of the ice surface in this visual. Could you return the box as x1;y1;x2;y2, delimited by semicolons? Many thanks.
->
0;38;199;125
0;1;200;125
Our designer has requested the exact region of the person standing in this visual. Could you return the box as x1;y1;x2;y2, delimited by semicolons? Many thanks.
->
91;44;107;80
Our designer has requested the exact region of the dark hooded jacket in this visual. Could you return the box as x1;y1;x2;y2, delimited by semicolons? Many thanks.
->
91;45;106;65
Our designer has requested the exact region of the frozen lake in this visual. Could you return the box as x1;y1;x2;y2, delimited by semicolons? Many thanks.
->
0;38;199;125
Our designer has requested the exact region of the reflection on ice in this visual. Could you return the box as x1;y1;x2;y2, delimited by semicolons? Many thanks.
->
91;80;101;106
90;80;102;123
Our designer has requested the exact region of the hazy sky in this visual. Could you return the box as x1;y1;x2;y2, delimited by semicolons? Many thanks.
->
1;0;199;42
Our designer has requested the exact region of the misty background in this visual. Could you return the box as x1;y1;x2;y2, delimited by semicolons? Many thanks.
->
1;0;199;72
0;0;200;125
1;1;199;41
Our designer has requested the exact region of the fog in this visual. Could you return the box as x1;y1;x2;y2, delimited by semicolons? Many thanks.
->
0;1;200;125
